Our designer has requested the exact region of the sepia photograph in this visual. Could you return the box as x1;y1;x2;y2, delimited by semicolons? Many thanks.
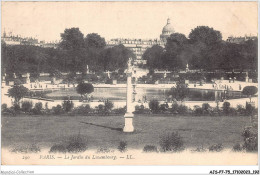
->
0;1;258;170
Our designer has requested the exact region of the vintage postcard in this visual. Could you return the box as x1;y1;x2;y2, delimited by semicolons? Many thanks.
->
1;1;259;169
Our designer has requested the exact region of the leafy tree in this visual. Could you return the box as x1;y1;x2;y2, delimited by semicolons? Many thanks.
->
168;81;189;102
242;86;258;102
59;28;85;51
241;39;258;71
100;44;135;72
59;28;86;73
8;85;29;104
76;83;94;98
189;26;222;45
164;33;188;71
166;33;188;48
143;45;164;71
85;33;106;49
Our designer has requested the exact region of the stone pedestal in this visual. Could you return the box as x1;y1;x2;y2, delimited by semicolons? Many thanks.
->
123;113;134;132
124;72;134;132
215;91;218;101
26;78;30;84
245;76;249;82
2;81;6;87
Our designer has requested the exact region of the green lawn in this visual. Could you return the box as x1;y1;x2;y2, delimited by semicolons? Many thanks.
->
1;115;251;150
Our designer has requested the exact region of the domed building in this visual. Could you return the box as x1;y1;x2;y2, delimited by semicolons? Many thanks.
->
106;18;174;65
160;18;175;42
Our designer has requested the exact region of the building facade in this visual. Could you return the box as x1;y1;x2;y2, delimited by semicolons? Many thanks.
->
1;30;59;48
2;18;175;63
106;18;175;64
226;35;257;44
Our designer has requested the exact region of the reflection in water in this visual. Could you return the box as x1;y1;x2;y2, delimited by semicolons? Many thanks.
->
44;87;244;101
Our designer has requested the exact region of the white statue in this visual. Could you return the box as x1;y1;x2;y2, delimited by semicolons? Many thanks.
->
86;65;89;74
127;57;133;72
186;63;189;72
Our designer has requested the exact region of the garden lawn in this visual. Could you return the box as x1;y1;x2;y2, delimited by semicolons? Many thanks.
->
1;115;251;150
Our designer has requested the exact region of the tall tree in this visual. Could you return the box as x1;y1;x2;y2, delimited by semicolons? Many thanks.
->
59;28;85;51
189;26;222;45
84;33;106;72
59;28;86;73
100;44;135;72
84;33;106;49
8;85;29;105
164;33;188;70
143;45;164;71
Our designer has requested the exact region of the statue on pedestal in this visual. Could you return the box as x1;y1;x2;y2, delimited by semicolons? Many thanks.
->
86;65;89;74
186;63;189;72
124;57;134;132
26;73;30;84
245;71;249;82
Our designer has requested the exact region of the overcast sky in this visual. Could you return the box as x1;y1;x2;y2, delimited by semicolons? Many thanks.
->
2;1;258;42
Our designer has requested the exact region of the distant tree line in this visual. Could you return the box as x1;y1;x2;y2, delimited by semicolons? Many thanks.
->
2;28;135;79
2;26;257;80
143;26;257;72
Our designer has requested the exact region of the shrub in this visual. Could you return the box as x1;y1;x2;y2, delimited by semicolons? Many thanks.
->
49;144;67;153
73;105;92;115
208;143;223;152
237;104;245;115
52;105;64;115
159;103;169;113
177;105;188;114
242;127;258;152
11;144;40;153
11;103;21;114
222;102;231;115
1;103;8;112
118;141;127;152
35;102;43;110
229;107;238;116
96;104;105;114
62;100;74;112
245;103;255;116
66;134;87;153
171;103;179;113
49;133;87;153
21;101;33;113
194;107;203;116
149;100;160;114
32;102;43;115
44;102;50;114
159;132;185;152
192;145;206;152
113;106;126;114
202;103;211;114
104;100;114;114
143;145;158;153
135;105;150;114
232;143;243;152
